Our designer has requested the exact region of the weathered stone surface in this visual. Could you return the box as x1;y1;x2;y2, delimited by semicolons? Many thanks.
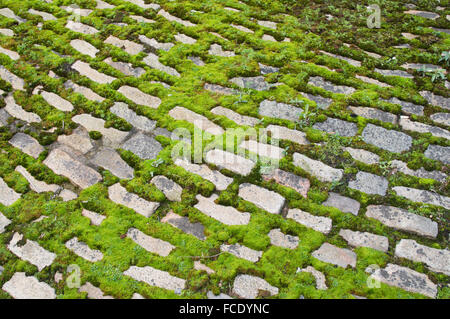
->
194;261;214;274
419;91;450;110
349;106;397;124
430;112;450;126
239;140;284;160
0;177;20;207
104;35;144;55
108;183;159;217
259;63;279;75
132;293;145;299
62;6;93;16
262;168;310;198
64;80;105;102
38;90;74;112
124;266;185;291
0;8;26;23
393;186;450;210
127;228;174;257
390;160;447;183
0;66;24;90
301;92;333;109
169;106;223;135
188;56;205;66
355;75;391;88
205;149;255;176
424;144;450;164
349;172;388;196
122;133;162;160
344;147;379;165
65;237;103;262
57;127;94;154
298;266;327;290
399;116;450;140
0;109;10;126
258;20;277;29
402;63;445;73
323;192;360;215
151;175;182;201
362;123;412;153
395;239;449;275
104;58;145;77
268;229;299;249
208;43;235;57
79;282;113;299
143;53;180;77
91;148;134;180
221;243;262;262
96;0;115;9
365;205;438;238
174;33;196;44
382;97;424;116
15;165;59;193
432;27;450;34
65;21;99;34
211;106;258;127
404;10;439;20
312;243;357;268
293;153;343;182
4;95;41;123
44;148;102;189
195;194;250;225
319;51;361;67
150;80;171;88
231;24;254;33
118;86;161;109
0;28;14;36
374;68;413;79
28;8;56;21
60;189;77;202
313;118;358;136
70;39;98;58
230;76;271;91
110;102;156;133
264;125;309;145
0;212;11;233
204;83;236;94
8;232;56;271
138;35;174;51
0;45;19;60
238;183;285;214
174;158;232;191
259;99;302;122
2;273;56;299
232;274;278;299
161;211;206;240
207;291;233;299
308;76;355;95
82;209;105;226
367;264;437;298
287;209;332;234
263;34;278;41
72;61;116;84
158;9;195;27
9;133;44;158
339;229;388;252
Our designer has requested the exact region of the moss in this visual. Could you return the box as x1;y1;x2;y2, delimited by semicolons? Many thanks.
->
88;130;103;140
